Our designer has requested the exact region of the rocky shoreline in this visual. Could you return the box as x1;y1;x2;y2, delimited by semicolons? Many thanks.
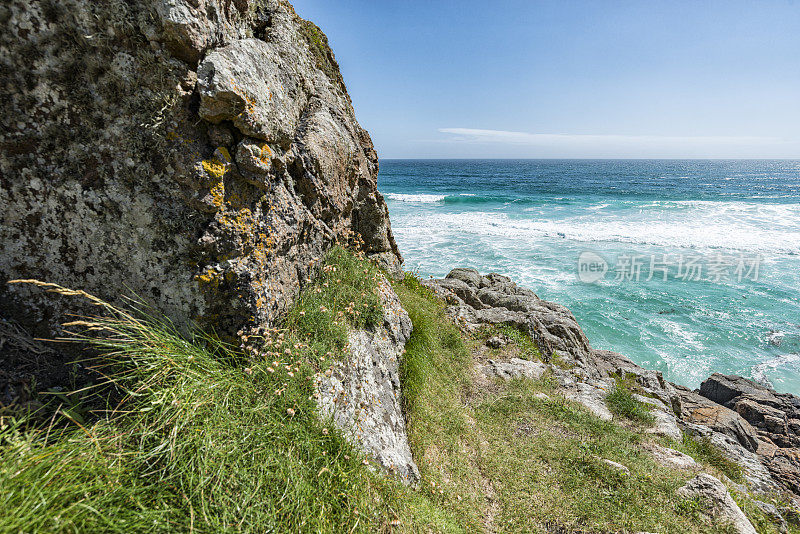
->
422;268;800;505
2;0;799;530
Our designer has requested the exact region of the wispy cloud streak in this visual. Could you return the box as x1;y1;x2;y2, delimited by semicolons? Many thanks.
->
433;128;798;158
438;128;779;145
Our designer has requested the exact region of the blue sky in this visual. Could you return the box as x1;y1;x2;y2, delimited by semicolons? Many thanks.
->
291;0;800;159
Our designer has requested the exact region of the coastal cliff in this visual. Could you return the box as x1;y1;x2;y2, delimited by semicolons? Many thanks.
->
1;1;799;533
0;0;400;339
424;270;800;504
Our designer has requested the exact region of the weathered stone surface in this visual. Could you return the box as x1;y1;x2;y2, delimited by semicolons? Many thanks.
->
600;458;630;475
445;267;482;288
315;276;419;484
681;422;781;495
486;335;509;349
677;473;757;534
701;373;800;449
633;393;682;441
432;278;486;310
753;500;789;534
0;0;401;340
481;358;548;381
592;349;682;414
565;381;614;421
198;38;302;144
676;387;761;452
426;269;593;368
758;443;800;497
647;444;698;470
697;374;800;496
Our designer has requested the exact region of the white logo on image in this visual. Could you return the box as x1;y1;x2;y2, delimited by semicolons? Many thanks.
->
577;251;608;283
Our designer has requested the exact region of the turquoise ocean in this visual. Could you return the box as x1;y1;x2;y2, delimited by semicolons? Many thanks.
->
378;160;800;394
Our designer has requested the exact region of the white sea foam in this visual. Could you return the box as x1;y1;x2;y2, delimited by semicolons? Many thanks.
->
752;353;800;388
391;205;800;255
385;193;446;203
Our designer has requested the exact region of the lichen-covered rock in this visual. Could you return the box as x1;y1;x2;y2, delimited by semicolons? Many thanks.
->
677;473;757;534
314;276;419;484
481;358;547;381
0;0;401;338
647;444;698;470
423;269;593;368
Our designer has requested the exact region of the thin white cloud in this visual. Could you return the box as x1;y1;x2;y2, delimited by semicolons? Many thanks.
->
438;128;779;145
434;128;798;158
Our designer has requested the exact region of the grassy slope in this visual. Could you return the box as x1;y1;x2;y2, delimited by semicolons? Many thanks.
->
393;273;796;534
0;249;429;533
0;249;794;533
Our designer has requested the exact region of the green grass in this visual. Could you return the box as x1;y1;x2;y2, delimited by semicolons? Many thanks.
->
474;323;542;361
0;249;433;533
393;273;488;532
605;379;657;425
280;246;384;359
472;379;726;533
1;252;794;533
392;273;741;533
678;433;745;484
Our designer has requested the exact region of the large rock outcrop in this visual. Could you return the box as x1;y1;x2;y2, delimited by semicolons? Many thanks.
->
0;0;400;339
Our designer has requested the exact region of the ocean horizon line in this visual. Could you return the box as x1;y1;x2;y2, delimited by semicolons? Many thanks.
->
380;157;800;162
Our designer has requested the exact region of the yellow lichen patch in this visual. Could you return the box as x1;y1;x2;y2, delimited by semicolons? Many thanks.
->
217;207;255;235
195;267;221;290
258;143;272;166
229;78;258;117
209;179;225;209
202;157;228;180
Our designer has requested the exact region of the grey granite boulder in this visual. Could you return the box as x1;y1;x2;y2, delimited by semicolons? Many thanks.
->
632;393;682;441
481;358;548;381
427;269;593;368
648;444;698;470
677;474;757;534
198;37;304;145
565;381;614;421
315;276;419;485
445;267;482;288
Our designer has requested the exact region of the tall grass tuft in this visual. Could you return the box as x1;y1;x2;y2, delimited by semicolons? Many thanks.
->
680;433;744;484
605;380;656;426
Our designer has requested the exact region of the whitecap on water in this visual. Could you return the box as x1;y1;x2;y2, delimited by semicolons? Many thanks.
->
385;193;447;203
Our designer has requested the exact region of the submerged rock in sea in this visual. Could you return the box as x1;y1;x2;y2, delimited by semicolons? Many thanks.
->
0;0;401;340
